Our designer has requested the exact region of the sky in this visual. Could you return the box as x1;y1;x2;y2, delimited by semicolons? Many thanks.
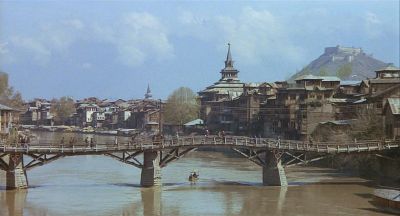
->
0;0;399;100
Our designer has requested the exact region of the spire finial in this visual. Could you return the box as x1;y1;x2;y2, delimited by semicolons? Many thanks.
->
225;43;233;68
145;84;152;99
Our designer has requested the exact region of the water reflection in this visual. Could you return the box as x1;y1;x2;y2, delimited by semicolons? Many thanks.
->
0;132;389;215
0;189;49;216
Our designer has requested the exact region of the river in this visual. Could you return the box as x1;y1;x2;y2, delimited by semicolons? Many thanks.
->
0;132;394;215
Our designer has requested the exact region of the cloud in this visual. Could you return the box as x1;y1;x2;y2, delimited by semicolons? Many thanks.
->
96;12;174;67
219;7;305;64
177;7;305;65
82;62;92;69
90;12;174;67
0;42;9;55
4;14;173;68
364;12;382;39
41;18;87;51
10;36;51;65
3;18;86;66
0;42;15;64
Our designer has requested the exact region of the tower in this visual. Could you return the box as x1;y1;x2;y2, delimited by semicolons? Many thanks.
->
145;84;152;99
220;43;239;82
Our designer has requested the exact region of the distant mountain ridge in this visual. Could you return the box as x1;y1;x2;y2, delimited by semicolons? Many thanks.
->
290;45;391;81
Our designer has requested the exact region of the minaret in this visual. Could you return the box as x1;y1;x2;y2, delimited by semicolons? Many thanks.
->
145;84;152;99
220;43;239;82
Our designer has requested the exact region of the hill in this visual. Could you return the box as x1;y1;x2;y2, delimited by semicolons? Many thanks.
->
290;45;391;81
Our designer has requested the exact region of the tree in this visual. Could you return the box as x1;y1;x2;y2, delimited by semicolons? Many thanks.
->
51;96;75;125
163;87;199;125
319;68;328;76
0;72;24;109
336;63;353;79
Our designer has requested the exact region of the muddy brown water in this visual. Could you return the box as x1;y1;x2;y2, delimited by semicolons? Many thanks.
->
0;132;394;216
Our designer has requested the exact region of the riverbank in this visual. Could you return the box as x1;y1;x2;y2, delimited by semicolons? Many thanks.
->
19;125;137;137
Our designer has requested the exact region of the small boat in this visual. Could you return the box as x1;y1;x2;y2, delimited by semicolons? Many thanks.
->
188;171;199;182
373;189;400;214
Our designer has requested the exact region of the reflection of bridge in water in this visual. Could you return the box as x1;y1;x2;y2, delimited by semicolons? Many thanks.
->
0;135;399;189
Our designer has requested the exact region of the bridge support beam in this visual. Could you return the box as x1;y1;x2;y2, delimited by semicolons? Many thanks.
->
263;151;287;186
4;153;28;190
141;151;161;187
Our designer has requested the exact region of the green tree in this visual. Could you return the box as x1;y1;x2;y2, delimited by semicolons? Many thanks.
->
336;63;353;79
163;87;199;125
51;96;75;125
319;68;328;76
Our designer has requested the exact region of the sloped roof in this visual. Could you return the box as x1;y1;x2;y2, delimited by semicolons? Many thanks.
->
184;119;204;126
320;119;356;125
376;65;400;72
295;75;340;82
386;98;400;115
320;76;341;82
0;104;14;111
340;80;361;86
295;74;323;81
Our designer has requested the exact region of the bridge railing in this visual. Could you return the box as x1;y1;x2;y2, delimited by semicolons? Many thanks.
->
0;136;398;153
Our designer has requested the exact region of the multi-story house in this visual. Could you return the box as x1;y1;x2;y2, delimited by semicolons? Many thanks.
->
20;99;53;125
262;75;340;140
0;104;17;133
76;103;98;127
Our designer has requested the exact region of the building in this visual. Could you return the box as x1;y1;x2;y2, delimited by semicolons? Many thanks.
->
262;75;340;140
198;44;244;130
76;103;98;127
20;99;53;125
145;84;152;99
92;111;106;128
0;104;17;133
383;98;400;139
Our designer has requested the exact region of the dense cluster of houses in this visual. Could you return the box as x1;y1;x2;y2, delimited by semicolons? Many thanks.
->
0;45;398;141
199;45;400;140
0;85;162;133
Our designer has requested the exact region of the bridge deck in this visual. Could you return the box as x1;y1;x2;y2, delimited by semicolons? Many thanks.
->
1;136;398;154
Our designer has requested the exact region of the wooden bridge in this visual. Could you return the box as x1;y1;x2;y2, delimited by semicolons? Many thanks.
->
0;135;399;190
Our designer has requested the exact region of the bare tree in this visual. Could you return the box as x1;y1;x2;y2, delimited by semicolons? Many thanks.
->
163;87;199;125
0;72;24;109
51;96;75;125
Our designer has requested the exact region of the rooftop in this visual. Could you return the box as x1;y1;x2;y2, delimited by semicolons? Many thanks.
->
376;65;400;72
0;104;14;111
295;74;341;82
386;98;400;115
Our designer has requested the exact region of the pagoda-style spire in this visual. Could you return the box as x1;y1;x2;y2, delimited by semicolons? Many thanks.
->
220;43;239;82
145;84;152;99
225;43;234;68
